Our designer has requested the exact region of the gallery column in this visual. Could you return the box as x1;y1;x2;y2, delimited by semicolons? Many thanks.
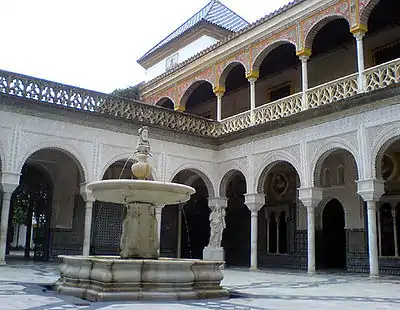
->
245;193;265;270
298;187;323;275
246;70;259;125
213;85;225;122
80;186;94;257
297;49;311;110
0;174;20;265
351;25;367;93
357;179;385;278
203;197;227;261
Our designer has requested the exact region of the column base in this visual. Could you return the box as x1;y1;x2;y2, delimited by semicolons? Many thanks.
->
203;246;224;261
369;274;380;279
250;266;258;271
0;260;6;266
307;270;316;276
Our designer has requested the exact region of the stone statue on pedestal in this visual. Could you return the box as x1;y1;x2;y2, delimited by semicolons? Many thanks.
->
208;205;226;248
136;126;150;155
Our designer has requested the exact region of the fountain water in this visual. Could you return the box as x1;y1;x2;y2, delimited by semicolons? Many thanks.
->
54;126;228;301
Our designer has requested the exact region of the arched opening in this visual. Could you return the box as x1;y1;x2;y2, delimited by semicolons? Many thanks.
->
256;43;300;107
91;159;144;255
220;63;249;119
181;81;215;120
321;199;346;269
161;170;210;259
257;161;299;268
376;138;400;260
222;171;249;266
308;18;355;87
7;148;84;261
156;98;174;110
314;148;359;271
365;0;400;67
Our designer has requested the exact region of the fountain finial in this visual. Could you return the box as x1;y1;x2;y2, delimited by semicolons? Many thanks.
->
131;126;152;180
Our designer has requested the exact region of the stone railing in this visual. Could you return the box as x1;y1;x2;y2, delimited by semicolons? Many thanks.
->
0;70;219;137
364;58;400;92
220;110;252;134
0;58;399;138
254;93;302;125
306;73;359;109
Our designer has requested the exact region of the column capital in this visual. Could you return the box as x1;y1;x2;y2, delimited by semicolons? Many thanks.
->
357;178;385;202
208;197;227;209
245;193;265;212
213;85;225;96
350;24;368;37
298;187;323;208
246;70;259;81
296;48;312;58
80;183;94;202
1;172;20;193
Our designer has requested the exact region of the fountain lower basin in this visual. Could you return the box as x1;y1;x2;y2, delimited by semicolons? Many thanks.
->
55;255;228;301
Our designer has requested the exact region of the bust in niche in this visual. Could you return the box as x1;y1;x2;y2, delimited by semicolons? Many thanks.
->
272;173;288;196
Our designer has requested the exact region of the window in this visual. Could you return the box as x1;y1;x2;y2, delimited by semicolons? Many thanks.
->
265;207;288;254
165;53;179;70
337;165;345;185
323;168;331;187
269;83;291;102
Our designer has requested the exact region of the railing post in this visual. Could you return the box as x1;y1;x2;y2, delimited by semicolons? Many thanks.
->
351;25;368;93
297;49;311;111
213;85;225;122
246;70;259;125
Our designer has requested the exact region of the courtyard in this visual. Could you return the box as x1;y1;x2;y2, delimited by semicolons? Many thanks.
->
1;260;400;310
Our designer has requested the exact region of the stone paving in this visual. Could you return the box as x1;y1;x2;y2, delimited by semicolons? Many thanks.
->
1;260;400;309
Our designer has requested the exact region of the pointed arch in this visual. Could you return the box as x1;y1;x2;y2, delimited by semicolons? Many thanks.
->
178;80;214;111
155;97;175;110
219;168;247;197
360;0;380;25
218;61;247;87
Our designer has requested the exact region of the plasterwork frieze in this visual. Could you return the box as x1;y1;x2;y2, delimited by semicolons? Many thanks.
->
149;86;177;106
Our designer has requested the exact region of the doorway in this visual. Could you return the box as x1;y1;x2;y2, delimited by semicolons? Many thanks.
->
321;199;346;270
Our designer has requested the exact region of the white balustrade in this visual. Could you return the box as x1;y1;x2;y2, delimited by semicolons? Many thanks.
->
364;58;400;92
220;110;252;133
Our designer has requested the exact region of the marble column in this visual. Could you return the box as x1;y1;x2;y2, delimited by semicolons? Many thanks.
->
213;86;225;122
246;70;259;125
357;179;385;278
82;199;94;256
203;197;227;261
298;187;323;275
0;180;19;266
297;49;311;110
351;26;367;92
391;205;398;257
245;193;265;270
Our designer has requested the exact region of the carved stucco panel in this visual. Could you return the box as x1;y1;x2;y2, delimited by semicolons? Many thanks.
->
0;125;12;172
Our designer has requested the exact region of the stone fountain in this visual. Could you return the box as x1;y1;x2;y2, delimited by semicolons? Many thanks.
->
54;126;228;301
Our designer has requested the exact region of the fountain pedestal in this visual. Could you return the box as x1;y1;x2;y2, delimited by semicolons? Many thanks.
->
120;203;158;259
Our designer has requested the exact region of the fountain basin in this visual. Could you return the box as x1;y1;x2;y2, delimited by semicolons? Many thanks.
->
55;255;228;301
87;180;196;205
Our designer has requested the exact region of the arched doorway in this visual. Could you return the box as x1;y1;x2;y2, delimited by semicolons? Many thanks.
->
161;170;210;259
8;148;85;261
321;199;346;270
7;164;52;260
222;171;249;266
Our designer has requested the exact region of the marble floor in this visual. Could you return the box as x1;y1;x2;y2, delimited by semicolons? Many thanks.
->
1;260;400;309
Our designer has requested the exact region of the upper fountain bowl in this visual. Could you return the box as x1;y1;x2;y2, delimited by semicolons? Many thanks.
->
87;179;196;205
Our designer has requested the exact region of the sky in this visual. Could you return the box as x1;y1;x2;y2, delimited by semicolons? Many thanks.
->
0;0;291;93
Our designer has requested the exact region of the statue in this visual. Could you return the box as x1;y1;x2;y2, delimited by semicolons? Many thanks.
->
208;205;226;248
136;126;150;155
